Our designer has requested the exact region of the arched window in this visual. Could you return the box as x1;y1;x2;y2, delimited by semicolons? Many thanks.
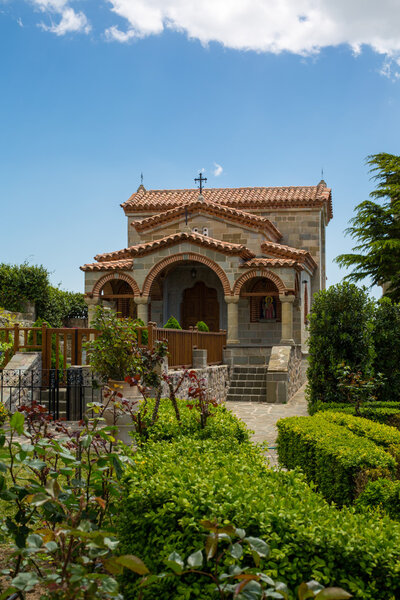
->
241;278;281;323
99;280;136;319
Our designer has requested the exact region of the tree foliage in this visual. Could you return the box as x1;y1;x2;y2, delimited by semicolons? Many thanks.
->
373;298;400;402
336;153;400;300
0;262;87;326
306;282;375;413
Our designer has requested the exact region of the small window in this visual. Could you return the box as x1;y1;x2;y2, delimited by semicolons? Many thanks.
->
192;227;199;234
304;282;309;325
202;227;209;236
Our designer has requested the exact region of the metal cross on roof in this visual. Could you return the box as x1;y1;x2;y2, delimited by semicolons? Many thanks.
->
195;172;207;194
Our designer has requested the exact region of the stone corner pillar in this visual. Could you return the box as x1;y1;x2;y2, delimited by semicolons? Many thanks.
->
279;294;295;346
224;295;240;345
134;296;149;325
85;296;100;328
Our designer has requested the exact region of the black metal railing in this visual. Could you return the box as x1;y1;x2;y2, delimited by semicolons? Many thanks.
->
0;368;102;421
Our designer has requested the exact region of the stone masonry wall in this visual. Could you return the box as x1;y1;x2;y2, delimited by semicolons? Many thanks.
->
162;365;229;403
287;345;303;400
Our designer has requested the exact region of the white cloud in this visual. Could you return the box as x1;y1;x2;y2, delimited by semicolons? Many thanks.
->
213;163;223;177
105;1;400;66
31;0;91;35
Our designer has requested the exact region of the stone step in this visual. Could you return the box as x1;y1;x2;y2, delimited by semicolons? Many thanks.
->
228;387;266;395
230;375;265;382
226;393;266;403
231;367;268;374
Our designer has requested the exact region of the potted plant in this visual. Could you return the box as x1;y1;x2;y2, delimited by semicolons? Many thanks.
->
86;306;145;443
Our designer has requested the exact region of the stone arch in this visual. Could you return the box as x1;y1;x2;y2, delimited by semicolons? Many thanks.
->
92;272;141;297
142;252;232;297
232;269;287;296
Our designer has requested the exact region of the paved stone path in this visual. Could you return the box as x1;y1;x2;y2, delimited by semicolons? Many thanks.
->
226;383;308;467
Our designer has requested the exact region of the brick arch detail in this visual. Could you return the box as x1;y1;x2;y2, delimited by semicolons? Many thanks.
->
233;269;287;296
142;253;232;296
92;272;141;297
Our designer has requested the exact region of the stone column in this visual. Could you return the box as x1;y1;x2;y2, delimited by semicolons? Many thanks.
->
224;296;240;345
85;297;100;327
279;295;295;345
134;296;149;325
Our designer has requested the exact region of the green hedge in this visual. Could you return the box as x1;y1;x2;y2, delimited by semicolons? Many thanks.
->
276;416;395;505
138;398;251;443
118;437;400;600
318;411;400;453
315;402;400;428
356;478;400;521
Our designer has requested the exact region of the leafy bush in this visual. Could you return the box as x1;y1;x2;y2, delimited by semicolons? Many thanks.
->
163;315;182;329
85;307;142;381
36;285;87;327
135;398;250;443
356;478;400;521
276;415;395;505
0;262;48;312
373;298;400;402
306;282;375;414
118;437;400;600
196;320;209;332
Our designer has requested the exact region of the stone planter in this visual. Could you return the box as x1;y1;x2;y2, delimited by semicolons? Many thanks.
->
103;380;142;446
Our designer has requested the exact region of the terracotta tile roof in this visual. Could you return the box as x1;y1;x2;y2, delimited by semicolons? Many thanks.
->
122;180;332;221
94;231;255;262
240;258;299;269
132;199;282;241
261;240;317;273
80;259;133;272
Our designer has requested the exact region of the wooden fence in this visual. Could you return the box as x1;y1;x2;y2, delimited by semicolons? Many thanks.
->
0;323;227;371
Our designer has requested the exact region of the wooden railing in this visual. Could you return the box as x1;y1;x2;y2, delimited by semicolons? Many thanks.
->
0;323;227;371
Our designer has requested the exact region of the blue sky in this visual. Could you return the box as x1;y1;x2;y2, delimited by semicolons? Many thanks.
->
1;1;399;295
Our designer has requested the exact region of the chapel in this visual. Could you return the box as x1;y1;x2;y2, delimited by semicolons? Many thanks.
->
81;178;332;363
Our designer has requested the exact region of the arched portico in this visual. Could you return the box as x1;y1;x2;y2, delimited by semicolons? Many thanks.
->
141;253;230;331
142;252;231;297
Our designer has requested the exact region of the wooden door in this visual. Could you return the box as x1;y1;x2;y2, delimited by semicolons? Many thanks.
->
181;282;219;331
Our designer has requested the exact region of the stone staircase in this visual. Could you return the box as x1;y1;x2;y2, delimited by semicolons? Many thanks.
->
226;366;268;402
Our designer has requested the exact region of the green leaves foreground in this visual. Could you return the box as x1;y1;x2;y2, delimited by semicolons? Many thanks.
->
155;522;351;600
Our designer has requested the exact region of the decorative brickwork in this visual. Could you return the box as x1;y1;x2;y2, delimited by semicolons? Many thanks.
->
142;252;232;296
233;269;287;296
91;272;141;297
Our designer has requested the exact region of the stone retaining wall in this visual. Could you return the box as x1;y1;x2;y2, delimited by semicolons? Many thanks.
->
162;365;230;403
266;345;303;404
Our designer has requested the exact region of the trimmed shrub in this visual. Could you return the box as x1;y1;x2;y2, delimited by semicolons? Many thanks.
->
276;415;395;505
307;282;375;414
318;411;400;454
137;398;251;443
163;315;182;329
195;320;209;332
373;298;400;402
356;478;400;521
118;437;400;600
315;402;400;429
